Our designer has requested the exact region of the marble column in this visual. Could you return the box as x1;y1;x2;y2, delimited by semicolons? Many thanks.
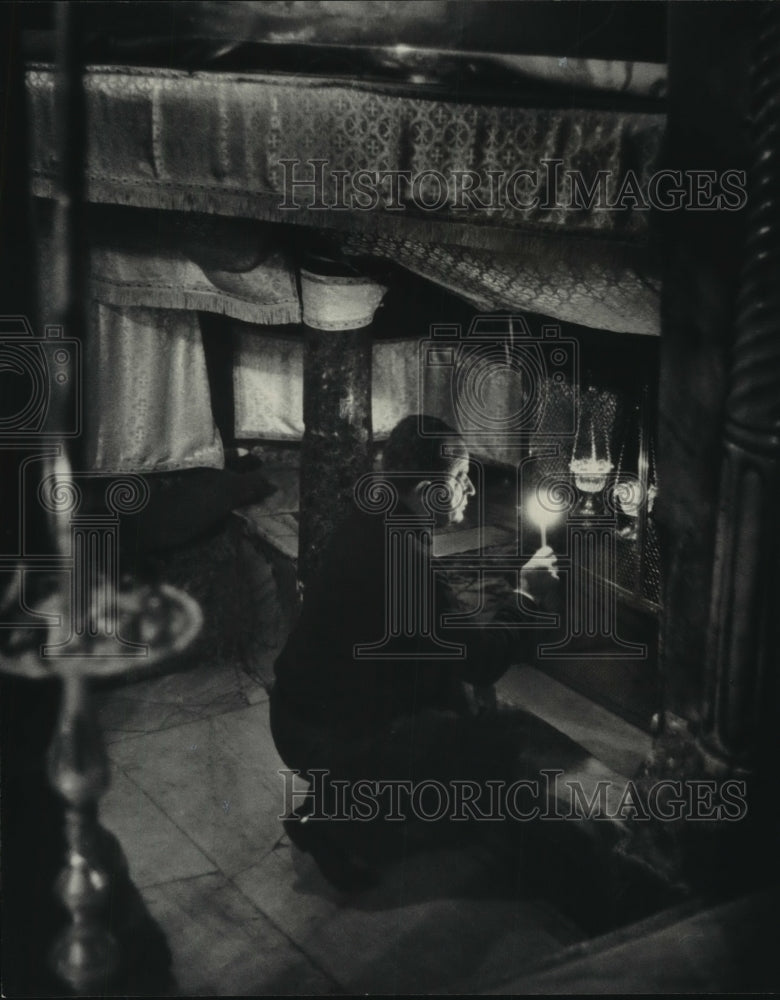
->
297;260;386;587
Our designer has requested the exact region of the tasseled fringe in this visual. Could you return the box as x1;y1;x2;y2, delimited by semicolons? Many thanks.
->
85;454;226;474
91;279;302;326
31;176;650;254
231;427;303;441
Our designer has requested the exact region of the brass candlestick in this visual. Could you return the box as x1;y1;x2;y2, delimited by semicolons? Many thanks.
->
2;502;202;992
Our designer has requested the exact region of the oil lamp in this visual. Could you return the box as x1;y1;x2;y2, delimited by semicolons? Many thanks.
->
612;399;657;539
569;414;613;516
613;477;644;538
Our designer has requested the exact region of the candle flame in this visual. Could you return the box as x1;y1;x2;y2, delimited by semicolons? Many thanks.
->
524;494;559;529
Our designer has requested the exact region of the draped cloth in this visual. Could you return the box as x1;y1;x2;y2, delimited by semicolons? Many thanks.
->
234;331;419;443
85;236;299;474
341;233;660;336
36;209;301;473
28;63;663;331
26;65;664;250
91;240;300;326
84;302;224;473
28;64;665;470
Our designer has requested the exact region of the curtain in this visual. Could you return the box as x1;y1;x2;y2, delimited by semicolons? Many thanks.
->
233;330;419;442
36;209;301;474
233;327;541;466
341;232;660;336
84;302;224;473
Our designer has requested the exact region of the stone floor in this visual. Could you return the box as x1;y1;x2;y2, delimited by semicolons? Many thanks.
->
95;648;779;995
5;460;770;994
94;643;660;995
86;455;669;995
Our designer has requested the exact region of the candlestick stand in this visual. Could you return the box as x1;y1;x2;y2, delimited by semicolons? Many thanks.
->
1;571;202;993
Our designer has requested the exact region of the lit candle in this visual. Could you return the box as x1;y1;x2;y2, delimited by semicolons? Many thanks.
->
524;494;559;549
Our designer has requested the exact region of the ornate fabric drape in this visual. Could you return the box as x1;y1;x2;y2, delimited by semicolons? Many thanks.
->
84;302;224;473
91;238;300;326
36;209;301;473
27;65;664;248
28;64;664;472
342;232;660;336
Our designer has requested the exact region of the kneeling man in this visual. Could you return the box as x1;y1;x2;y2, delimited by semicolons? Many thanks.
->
270;414;559;888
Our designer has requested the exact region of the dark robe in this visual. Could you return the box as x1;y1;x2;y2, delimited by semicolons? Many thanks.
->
270;502;543;794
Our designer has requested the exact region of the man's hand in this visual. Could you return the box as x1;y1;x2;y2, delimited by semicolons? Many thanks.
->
518;545;560;610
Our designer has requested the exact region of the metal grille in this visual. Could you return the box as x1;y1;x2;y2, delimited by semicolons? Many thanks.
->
526;378;660;612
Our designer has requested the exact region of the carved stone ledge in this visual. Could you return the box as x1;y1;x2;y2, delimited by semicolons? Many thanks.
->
620;712;774;897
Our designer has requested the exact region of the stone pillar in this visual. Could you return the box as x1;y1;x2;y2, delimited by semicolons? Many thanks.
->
655;1;754;726
653;1;780;780
298;260;386;587
626;2;780;897
697;2;780;777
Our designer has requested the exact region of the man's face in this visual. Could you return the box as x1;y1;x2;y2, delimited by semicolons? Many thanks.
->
444;456;475;525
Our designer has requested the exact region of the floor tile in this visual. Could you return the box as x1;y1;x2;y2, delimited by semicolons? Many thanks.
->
142;871;337;996
101;764;217;888
235;840;580;995
235;668;271;705
103;726;148;746
108;702;289;877
98;692;238;739
95;660;249;738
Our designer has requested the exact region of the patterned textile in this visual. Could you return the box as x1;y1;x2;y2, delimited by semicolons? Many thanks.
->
26;65;663;250
342;232;661;336
36;209;302;474
299;269;387;331
92;240;300;326
83;302;224;474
